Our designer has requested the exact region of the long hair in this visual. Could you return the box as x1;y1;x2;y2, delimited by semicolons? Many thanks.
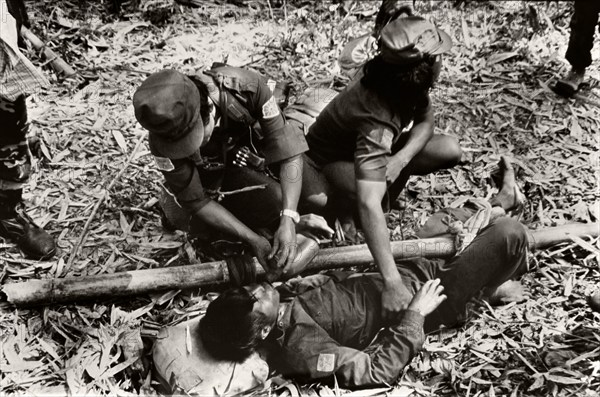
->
361;54;438;101
199;287;269;363
361;55;437;128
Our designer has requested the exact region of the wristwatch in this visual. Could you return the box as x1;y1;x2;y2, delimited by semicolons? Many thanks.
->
280;209;300;224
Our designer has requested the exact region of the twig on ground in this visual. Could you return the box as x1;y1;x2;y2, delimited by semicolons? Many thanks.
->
65;134;146;273
208;184;267;201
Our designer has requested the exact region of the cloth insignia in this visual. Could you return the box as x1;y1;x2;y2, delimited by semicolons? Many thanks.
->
266;79;277;93
262;96;280;119
154;156;175;172
381;129;394;150
316;353;335;372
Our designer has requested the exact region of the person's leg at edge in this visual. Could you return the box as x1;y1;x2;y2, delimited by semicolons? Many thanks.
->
556;0;600;96
424;218;528;332
0;95;56;260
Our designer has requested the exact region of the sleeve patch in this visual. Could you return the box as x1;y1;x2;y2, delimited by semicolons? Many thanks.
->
262;96;280;119
266;79;277;93
316;353;335;372
154;156;175;172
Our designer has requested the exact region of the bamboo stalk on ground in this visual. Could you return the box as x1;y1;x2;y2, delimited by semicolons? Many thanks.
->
21;27;76;77
2;223;598;306
65;135;145;273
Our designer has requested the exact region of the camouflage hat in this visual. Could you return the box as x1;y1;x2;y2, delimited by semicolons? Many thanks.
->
133;69;204;158
380;16;452;65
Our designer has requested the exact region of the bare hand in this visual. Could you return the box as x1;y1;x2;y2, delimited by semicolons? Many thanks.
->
248;235;272;272
381;278;412;321
407;279;447;317
296;214;334;240
269;219;297;271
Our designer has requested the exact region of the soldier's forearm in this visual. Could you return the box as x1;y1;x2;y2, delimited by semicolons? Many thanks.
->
194;200;258;243
278;154;303;211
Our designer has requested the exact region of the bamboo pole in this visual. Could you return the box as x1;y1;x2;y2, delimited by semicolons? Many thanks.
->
2;223;598;306
21;27;76;77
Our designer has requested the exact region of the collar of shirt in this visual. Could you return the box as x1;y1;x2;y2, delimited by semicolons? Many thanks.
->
269;301;291;345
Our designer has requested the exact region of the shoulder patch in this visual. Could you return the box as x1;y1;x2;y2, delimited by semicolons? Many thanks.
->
316;353;335;373
262;96;280;119
154;156;175;172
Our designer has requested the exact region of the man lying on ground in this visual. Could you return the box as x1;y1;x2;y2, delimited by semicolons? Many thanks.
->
198;158;528;389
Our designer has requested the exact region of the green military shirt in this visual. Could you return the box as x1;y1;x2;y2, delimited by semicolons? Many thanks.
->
268;273;425;388
150;65;308;213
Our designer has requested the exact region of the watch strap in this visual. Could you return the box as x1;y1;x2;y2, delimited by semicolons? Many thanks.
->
280;209;300;224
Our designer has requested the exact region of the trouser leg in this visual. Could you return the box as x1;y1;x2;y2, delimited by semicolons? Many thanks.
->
219;167;282;233
177;169;282;237
565;0;600;71
0;95;30;219
424;218;529;332
299;153;333;216
0;95;56;259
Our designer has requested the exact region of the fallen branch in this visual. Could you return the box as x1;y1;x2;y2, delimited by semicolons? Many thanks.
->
3;223;597;306
65;135;146;272
208;184;267;201
21;26;76;77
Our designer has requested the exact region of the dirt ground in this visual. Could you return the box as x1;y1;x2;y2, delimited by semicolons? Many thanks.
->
1;1;599;396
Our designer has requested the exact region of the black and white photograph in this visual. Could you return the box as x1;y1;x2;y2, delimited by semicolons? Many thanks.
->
0;0;599;395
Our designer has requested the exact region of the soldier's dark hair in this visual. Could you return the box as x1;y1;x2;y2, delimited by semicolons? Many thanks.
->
199;287;269;363
361;54;438;100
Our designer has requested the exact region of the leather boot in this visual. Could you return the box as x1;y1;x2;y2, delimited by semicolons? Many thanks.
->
554;68;586;98
0;203;56;260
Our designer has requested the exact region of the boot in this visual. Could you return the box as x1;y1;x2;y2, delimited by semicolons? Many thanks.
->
0;203;56;260
554;67;586;98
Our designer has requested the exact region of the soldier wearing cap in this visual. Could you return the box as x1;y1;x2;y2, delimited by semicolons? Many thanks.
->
301;16;463;318
133;65;313;274
338;0;415;82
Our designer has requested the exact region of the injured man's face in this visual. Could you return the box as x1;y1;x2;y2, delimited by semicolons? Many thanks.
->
244;282;280;327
